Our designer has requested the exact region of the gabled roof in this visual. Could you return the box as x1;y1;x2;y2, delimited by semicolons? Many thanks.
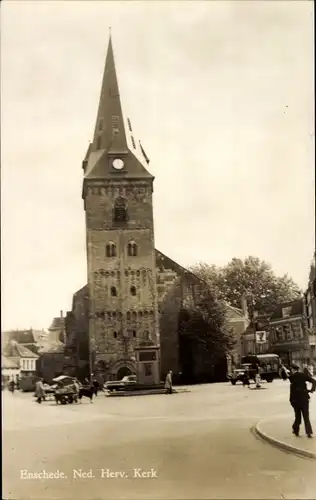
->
3;341;38;358
155;249;203;285
40;342;65;354
1;329;49;348
225;304;246;320
48;317;65;331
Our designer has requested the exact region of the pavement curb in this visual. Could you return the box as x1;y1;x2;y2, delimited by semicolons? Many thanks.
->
254;419;316;460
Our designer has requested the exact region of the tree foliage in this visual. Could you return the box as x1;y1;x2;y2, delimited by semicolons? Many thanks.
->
179;286;235;363
191;256;301;317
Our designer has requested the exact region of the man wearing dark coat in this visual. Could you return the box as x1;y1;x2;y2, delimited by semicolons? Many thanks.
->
289;364;316;438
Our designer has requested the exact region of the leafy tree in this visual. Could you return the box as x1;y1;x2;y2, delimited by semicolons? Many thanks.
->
179;286;235;371
191;256;301;317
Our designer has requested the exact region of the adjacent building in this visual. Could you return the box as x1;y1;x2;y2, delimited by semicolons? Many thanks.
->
304;252;316;367
1;329;49;354
241;314;271;357
3;340;38;377
1;355;20;385
268;299;309;368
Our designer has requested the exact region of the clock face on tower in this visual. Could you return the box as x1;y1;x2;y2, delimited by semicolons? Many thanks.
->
112;158;124;170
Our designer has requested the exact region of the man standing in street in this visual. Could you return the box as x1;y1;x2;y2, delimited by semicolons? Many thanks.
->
35;378;45;404
289;364;316;438
165;370;173;394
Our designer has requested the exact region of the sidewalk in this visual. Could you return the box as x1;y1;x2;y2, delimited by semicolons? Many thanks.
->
255;406;316;459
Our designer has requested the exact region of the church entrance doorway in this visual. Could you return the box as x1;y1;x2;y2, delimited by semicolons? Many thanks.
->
116;366;132;380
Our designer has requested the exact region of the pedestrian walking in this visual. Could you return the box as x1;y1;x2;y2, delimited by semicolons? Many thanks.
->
255;365;261;388
35;378;45;404
92;379;100;396
72;379;80;403
289;364;316;438
280;365;289;380
9;380;15;393
242;369;250;388
165;370;173;394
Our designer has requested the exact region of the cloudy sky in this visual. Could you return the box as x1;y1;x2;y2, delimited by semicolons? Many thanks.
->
1;1;314;330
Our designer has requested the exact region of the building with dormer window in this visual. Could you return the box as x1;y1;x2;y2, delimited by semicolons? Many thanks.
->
268;299;309;368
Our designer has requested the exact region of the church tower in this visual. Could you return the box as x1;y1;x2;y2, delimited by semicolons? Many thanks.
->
82;36;159;382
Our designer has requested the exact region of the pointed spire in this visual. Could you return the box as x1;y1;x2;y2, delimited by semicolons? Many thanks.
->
92;34;128;154
83;35;154;182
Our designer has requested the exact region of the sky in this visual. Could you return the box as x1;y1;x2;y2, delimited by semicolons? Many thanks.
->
1;0;314;330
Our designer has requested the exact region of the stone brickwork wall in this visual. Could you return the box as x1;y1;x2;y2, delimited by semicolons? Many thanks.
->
155;250;205;378
64;285;90;377
84;179;158;379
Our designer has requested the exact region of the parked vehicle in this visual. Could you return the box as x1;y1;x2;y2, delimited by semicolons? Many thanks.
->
228;368;247;385
241;354;281;383
20;374;37;392
53;375;78;404
105;375;137;392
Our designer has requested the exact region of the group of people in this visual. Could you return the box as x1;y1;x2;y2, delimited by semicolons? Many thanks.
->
242;365;262;389
34;377;101;404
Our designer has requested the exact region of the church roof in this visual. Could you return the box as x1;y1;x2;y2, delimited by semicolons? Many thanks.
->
48;317;65;331
84;35;153;182
39;342;65;354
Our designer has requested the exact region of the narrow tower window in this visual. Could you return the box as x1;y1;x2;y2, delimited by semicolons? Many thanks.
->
96;135;101;150
106;242;117;257
128;241;138;257
111;286;117;297
113;331;117;338
132;330;136;338
114;197;128;222
130;286;136;296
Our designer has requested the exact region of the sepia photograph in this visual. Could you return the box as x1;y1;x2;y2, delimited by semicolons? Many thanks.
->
1;1;315;499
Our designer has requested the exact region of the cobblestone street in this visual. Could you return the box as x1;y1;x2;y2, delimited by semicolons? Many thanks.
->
3;380;316;499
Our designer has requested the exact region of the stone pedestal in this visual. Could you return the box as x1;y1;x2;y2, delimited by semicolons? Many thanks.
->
134;345;160;385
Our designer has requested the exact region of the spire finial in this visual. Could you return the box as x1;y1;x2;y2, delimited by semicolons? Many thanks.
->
109;26;112;35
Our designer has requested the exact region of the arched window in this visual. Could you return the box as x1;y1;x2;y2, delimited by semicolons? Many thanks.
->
113;331;117;338
127;311;131;321
130;286;136;296
128;241;138;257
132;330;136;338
106;242;116;257
114;197;128;222
111;286;117;297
